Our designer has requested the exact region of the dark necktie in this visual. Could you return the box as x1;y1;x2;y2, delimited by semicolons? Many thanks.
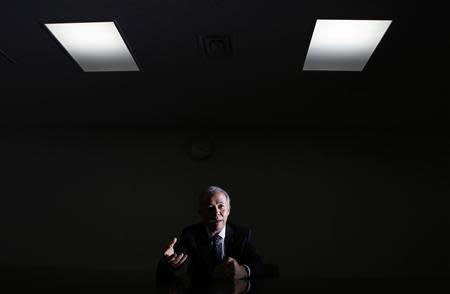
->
210;234;223;265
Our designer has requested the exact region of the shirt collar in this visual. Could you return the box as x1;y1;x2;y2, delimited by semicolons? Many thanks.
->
206;224;226;239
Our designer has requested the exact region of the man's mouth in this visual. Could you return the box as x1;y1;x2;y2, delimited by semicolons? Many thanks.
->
209;219;223;223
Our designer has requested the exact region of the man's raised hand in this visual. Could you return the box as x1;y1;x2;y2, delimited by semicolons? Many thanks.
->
163;237;188;269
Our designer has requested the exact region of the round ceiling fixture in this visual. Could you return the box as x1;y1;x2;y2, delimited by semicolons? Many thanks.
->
185;136;215;161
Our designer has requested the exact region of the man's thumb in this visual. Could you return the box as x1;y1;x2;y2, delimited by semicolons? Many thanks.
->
168;237;177;248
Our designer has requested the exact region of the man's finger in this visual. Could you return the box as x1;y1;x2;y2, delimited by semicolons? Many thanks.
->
214;263;227;272
214;258;233;271
173;253;184;264
165;253;176;260
163;237;177;256
164;237;177;250
174;254;188;267
168;253;178;263
214;261;231;272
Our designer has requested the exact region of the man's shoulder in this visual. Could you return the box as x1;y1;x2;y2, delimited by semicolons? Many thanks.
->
227;223;251;240
227;222;251;237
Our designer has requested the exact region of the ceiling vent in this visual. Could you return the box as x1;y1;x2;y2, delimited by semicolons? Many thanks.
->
199;34;234;57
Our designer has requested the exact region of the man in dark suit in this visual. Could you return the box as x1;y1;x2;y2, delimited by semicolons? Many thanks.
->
157;186;262;282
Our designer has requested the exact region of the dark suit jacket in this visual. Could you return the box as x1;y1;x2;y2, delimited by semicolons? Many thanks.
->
157;222;262;282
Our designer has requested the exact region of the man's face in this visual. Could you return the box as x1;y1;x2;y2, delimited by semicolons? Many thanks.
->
199;192;230;233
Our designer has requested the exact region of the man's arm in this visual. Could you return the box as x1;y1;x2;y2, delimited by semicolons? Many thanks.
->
240;229;262;277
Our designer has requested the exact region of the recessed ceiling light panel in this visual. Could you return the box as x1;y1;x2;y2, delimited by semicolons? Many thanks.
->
303;19;392;71
45;21;139;72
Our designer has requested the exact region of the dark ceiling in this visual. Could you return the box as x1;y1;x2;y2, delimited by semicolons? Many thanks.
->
0;0;448;128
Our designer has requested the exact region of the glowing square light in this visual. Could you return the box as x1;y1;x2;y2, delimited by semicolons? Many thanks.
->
45;22;139;72
303;19;392;71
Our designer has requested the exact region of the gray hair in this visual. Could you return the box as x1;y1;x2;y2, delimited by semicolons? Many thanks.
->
198;186;231;207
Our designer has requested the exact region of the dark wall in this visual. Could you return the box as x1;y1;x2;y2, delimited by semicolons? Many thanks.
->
0;128;448;277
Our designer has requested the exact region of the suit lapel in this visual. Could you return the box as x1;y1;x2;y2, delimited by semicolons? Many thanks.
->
196;224;213;264
224;223;235;257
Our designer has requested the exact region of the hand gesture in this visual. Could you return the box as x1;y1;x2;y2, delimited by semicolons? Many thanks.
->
232;279;250;294
213;257;248;280
163;237;188;269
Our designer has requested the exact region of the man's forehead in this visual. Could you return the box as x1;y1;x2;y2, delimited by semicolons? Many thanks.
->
202;192;228;204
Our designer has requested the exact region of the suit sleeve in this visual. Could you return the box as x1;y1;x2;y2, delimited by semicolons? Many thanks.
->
240;229;263;277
